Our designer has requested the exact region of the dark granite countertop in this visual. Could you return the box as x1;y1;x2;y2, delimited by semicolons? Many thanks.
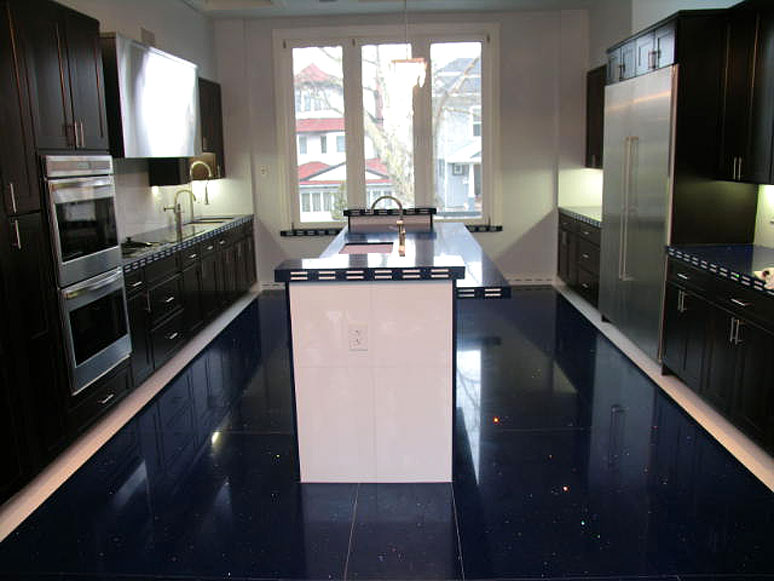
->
275;222;510;299
122;215;253;270
668;244;774;296
558;206;602;228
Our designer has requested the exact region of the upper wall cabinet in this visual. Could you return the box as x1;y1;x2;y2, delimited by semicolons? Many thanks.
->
0;1;39;214
606;14;681;84
719;0;774;184
12;0;108;151
148;78;226;186
585;65;605;169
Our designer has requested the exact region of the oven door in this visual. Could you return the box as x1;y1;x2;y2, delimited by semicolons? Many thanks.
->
49;176;121;287
61;268;131;395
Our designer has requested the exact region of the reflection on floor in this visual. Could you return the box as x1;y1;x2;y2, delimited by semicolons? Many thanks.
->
0;289;772;580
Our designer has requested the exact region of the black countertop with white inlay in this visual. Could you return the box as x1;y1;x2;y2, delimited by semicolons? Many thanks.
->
274;222;510;299
668;244;774;297
558;206;602;228
121;215;253;271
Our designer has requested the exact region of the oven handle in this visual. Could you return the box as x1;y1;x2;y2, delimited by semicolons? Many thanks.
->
50;177;115;204
64;269;123;300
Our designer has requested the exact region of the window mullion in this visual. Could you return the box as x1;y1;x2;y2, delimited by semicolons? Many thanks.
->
343;40;366;209
412;39;433;208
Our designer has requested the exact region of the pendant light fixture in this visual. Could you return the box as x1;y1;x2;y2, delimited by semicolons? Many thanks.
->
391;0;427;88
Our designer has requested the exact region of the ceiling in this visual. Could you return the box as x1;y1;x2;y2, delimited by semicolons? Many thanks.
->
181;0;594;19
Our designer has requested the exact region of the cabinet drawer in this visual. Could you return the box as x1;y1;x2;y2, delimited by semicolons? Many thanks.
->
149;274;183;326
145;253;180;285
576;223;601;246
558;214;577;232
577;267;599;306
577;238;600;275
180;244;200;269
667;259;715;293
712;282;774;333
200;238;218;256
151;311;186;368
124;268;145;297
67;361;131;433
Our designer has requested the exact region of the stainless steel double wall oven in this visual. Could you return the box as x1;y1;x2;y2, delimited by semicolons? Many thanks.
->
45;155;131;395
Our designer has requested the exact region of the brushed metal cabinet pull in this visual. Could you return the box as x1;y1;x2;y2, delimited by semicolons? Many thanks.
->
98;393;115;405
131;280;143;288
145;293;152;313
8;182;17;213
10;219;21;249
78;121;85;148
676;273;689;281
188;253;197;259
581;253;590;259
737;157;743;180
734;319;743;345
730;298;751;308
164;295;175;304
167;331;179;341
728;317;737;344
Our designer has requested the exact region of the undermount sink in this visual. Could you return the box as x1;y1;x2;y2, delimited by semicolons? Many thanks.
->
192;217;231;224
339;242;394;255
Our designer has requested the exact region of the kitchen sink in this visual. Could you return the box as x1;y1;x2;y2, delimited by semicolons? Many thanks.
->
192;217;232;224
339;242;394;255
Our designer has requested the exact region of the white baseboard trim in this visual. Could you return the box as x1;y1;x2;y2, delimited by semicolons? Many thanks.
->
555;283;774;492
0;289;260;542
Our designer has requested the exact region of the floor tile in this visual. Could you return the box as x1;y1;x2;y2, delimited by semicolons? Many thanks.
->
346;483;462;580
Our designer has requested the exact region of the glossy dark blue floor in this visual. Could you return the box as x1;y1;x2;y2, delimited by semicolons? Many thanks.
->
1;289;773;580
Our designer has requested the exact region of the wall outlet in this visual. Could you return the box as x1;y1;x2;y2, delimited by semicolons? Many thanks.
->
348;323;368;351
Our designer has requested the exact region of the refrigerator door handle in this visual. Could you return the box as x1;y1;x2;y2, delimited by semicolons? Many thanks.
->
619;136;637;282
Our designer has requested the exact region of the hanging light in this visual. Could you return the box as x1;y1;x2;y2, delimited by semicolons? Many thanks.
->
391;0;427;88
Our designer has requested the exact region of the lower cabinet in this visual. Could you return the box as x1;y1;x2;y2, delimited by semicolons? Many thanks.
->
557;211;600;306
125;219;256;389
662;259;774;454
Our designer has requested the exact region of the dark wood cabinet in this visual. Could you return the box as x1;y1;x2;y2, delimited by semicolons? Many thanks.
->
0;1;39;215
585;66;605;169
127;290;153;386
200;244;221;320
182;262;203;335
662;257;774;454
13;0;107;151
661;283;709;390
199;78;225;179
557;212;600;306
719;1;774;184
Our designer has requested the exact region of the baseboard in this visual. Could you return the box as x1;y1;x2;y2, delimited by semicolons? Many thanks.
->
506;275;556;286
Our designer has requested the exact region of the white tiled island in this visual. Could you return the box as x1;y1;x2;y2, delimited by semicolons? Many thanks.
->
275;219;509;483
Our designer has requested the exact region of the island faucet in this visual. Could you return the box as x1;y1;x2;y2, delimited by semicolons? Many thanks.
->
164;189;197;240
370;195;406;256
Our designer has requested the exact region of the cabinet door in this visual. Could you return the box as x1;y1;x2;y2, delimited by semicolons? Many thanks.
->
182;263;203;335
199;78;225;178
127;291;153;386
0;317;28;502
702;307;738;417
63;7;107;151
607;48;620;84
654;22;675;68
585;65;605;168
620;40;636;81
557;228;571;283
720;5;774;183
222;243;237;300
246;230;256;287
733;320;774;452
14;0;74;150
0;1;39;214
200;250;220;320
661;284;707;391
635;32;655;76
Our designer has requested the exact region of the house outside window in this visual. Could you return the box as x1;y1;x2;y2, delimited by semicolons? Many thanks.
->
276;24;499;225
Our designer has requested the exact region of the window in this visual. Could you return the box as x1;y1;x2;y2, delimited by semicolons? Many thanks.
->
276;24;498;225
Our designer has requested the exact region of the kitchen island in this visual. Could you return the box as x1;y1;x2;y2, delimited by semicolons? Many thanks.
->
275;221;507;483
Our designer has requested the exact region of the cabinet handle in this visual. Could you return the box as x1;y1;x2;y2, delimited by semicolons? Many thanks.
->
581;283;589;289
8;182;17;213
618;63;625;81
206;244;214;251
733;157;739;180
131;280;143;288
145;293;151;313
581;253;590;259
202;136;208;151
164;295;175;304
676;273;689;281
219;240;226;246
734;319;743;345
728;317;737;344
648;50;656;70
167;331;179;341
10;219;21;249
78;121;85;148
730;298;751;308
98;393;115;405
188;253;198;259
737;157;743;180
677;289;685;313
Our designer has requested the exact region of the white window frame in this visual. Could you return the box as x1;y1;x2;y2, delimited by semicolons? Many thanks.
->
274;23;501;228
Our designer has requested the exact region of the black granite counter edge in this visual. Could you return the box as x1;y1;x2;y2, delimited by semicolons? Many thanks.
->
558;207;602;228
123;216;253;272
667;247;774;298
275;265;466;283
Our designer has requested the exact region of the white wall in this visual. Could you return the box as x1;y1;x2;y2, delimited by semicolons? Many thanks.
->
215;9;589;284
631;0;740;32
56;0;241;239
588;0;632;67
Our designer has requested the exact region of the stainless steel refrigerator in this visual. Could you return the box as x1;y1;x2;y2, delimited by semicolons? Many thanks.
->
599;66;676;362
